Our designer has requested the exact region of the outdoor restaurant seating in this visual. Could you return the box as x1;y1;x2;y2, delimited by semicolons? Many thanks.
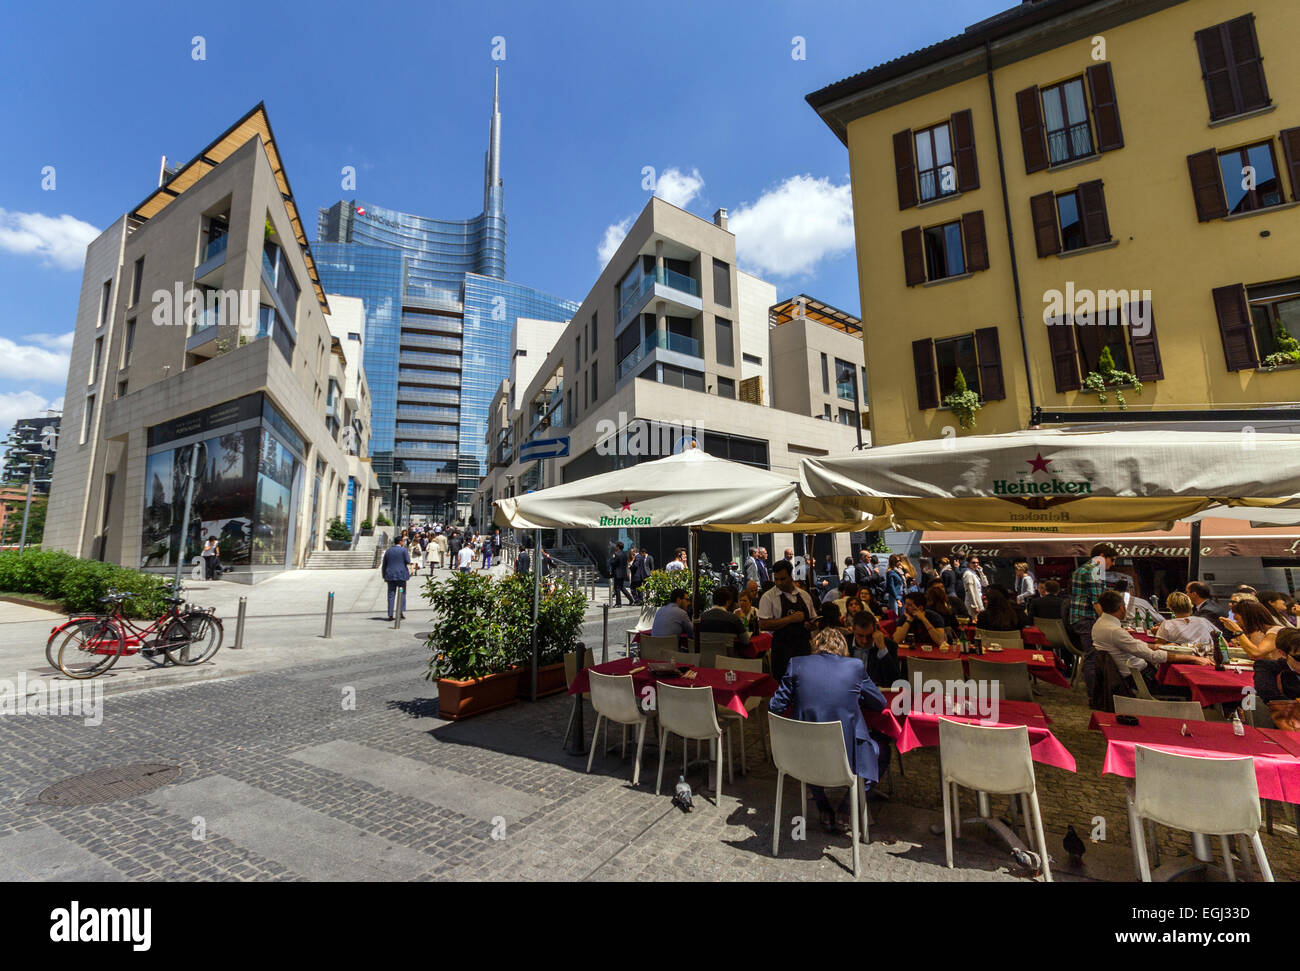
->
906;656;964;685
655;682;728;798
1128;746;1274;882
671;651;702;667
939;719;1052;882
586;671;650;786
1113;696;1205;721
966;658;1035;703
1033;615;1085;684
768;711;867;877
712;655;768;771
698;632;738;668
561;647;595;749
975;628;1024;652
638;636;677;661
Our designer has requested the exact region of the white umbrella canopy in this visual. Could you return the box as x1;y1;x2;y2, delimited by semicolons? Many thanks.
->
799;429;1300;533
494;447;888;533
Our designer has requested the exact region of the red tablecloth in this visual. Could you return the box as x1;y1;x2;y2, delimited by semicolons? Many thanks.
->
1090;712;1300;803
741;632;772;658
1156;662;1253;706
896;699;1076;771
959;624;1050;649
568;657;777;718
899;646;1070;689
880;619;896;637
1259;728;1300;759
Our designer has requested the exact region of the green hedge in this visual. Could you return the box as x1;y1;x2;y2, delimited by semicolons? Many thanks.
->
0;550;170;618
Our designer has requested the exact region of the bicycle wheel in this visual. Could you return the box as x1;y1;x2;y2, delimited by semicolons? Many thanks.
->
46;618;95;671
160;615;200;665
56;619;124;679
176;611;223;665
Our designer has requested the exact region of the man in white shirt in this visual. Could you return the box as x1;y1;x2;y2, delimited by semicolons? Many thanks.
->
758;559;818;680
1092;590;1210;690
665;548;687;573
962;555;985;618
456;544;474;574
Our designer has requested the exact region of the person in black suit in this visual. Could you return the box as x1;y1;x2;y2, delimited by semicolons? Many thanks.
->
1186;580;1229;633
629;547;651;605
1026;579;1065;622
769;626;887;832
380;536;412;621
609;541;631;606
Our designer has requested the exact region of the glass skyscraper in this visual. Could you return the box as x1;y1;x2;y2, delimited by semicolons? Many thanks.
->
314;72;576;521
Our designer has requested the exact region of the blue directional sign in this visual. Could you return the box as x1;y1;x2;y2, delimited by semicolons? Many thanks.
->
519;435;570;462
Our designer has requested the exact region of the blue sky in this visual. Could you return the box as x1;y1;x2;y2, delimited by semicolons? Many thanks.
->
0;0;1010;429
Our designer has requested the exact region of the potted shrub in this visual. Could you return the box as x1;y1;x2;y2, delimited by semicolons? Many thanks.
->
376;513;393;527
422;570;520;720
1082;346;1142;409
941;368;982;430
498;573;589;698
358;518;374;536
324;516;351;551
636;569;717;631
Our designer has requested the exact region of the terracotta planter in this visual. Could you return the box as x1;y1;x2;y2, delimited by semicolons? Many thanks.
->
436;668;521;720
516;661;568;699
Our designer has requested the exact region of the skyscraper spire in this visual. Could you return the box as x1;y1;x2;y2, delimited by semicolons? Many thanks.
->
484;68;502;214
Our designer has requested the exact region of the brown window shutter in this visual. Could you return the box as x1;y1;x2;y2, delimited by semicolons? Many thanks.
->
961;211;989;271
1029;192;1060;257
912;338;939;410
974;327;1005;401
1015;87;1048;174
1194;24;1238;121
950;109;979;192
1187;150;1228;221
1077;180;1111;246
1046;318;1080;392
902;227;925;286
893;129;917;210
1075;321;1105;376
1126;300;1163;381
1227;15;1270;113
1086;63;1124;152
1280;127;1300;202
1211;284;1259;371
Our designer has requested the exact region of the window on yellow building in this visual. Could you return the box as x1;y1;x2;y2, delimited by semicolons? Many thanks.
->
915;122;956;203
912;329;1005;411
924;222;965;280
1219;142;1283;214
1194;15;1271;123
1030;181;1112;256
935;335;979;397
903;212;988;286
1041;78;1094;166
1015;64;1122;174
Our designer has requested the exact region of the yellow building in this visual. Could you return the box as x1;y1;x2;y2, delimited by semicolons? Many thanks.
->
809;0;1300;447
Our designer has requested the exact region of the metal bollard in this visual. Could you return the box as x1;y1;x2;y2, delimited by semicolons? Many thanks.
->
324;591;335;639
232;596;247;650
394;588;404;630
601;602;610;664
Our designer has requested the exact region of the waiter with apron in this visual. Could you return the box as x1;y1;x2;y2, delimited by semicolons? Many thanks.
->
758;558;817;682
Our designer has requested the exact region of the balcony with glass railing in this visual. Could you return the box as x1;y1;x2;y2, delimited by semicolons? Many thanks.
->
617;268;701;323
617;329;703;380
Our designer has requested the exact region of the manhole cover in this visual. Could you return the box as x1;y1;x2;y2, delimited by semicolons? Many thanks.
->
37;763;182;806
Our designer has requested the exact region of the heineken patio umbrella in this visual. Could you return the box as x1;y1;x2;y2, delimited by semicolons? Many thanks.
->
798;429;1300;533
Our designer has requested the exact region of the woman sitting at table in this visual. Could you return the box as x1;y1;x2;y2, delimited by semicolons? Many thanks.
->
1152;592;1218;650
1256;628;1300;730
843;597;866;628
1221;599;1283;660
925;583;960;633
819;602;843;632
768;627;887;833
734;590;760;636
976;586;1025;632
1259;591;1298;629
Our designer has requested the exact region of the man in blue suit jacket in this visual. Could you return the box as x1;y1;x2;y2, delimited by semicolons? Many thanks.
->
381;536;412;621
769;629;887;832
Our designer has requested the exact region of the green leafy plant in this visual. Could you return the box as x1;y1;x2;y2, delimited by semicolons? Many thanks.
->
214;338;230;355
360;518;373;531
375;513;392;526
264;217;276;240
637;569;716;611
1261;323;1300;369
1082;346;1142;409
422;571;510;681
941;367;982;429
0;550;168;618
326;516;351;543
864;533;891;554
494;572;588;667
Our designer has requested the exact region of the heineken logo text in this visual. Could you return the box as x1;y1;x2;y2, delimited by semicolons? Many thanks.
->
599;514;651;526
993;478;1092;495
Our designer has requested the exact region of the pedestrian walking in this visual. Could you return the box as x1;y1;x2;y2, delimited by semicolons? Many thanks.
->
381;536;412;621
201;537;216;580
457;542;474;574
609;541;631;606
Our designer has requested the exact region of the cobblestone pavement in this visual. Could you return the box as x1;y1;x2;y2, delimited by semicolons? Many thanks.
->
0;639;1294;882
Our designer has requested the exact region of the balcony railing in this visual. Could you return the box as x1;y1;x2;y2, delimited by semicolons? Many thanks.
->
617;268;700;321
1047;121;1094;166
617;329;702;379
200;232;228;265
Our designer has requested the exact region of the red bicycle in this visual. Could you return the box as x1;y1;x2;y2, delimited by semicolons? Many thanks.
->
49;586;222;679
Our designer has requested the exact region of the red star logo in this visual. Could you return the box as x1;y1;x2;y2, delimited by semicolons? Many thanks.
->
1027;452;1051;474
355;206;366;215
619;498;632;512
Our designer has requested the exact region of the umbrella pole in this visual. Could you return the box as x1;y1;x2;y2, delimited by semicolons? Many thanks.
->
691;525;701;655
1188;520;1202;584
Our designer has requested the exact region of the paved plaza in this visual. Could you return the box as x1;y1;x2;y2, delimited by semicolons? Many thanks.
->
0;568;1295;882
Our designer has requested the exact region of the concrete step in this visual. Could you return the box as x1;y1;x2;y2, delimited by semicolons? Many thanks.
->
305;551;378;569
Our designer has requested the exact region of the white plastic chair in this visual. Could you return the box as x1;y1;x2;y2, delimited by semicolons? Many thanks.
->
699;632;737;668
976;628;1024;652
713;655;767;772
670;651;702;667
768;711;866;878
561;647;595;749
938;718;1051;882
1113;696;1206;721
655;682;726;799
638;636;677;661
967;658;1034;703
586;671;650;786
907;656;965;688
1033;616;1085;685
1129;745;1273;882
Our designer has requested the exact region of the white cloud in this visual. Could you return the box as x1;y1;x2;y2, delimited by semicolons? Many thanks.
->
597;216;633;269
0;332;74;384
0;391;62;437
0;209;99;270
653;167;705;209
729;175;855;278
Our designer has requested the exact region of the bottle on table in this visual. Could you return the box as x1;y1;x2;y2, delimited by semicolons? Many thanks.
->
1213;632;1228;672
1232;709;1245;736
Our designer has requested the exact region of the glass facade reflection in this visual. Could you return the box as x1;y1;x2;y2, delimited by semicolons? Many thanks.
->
140;394;303;570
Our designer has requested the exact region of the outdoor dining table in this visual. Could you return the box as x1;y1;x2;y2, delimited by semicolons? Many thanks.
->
568;655;777;718
896;697;1076;771
628;629;772;659
898;645;1071;689
957;624;1050;648
1156;661;1254;707
1089;711;1300;803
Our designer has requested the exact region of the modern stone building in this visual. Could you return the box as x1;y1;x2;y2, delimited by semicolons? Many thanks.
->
44;104;380;581
473;196;868;570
